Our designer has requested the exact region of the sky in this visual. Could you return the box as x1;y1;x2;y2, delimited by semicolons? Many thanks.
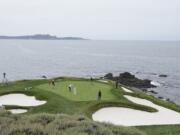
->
0;0;180;40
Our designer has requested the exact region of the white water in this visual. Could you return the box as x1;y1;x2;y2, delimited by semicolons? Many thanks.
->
151;81;161;87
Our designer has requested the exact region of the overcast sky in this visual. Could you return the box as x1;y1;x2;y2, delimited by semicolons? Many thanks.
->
0;0;180;40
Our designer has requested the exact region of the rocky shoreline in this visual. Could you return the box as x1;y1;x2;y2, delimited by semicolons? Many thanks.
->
104;72;156;89
103;72;175;103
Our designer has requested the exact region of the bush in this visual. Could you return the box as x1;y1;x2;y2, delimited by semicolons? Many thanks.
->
0;110;146;135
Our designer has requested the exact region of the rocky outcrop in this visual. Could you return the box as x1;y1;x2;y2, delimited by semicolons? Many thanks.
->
104;72;156;89
104;73;113;80
159;74;168;77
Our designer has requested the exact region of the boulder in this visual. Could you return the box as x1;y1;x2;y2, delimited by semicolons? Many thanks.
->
104;73;114;80
149;90;158;94
104;72;156;89
41;75;47;79
159;74;168;77
118;72;156;89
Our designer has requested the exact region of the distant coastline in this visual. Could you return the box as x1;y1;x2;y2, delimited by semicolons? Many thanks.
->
0;34;87;40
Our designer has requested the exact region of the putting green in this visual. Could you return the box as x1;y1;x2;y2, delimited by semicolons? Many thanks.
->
37;80;118;101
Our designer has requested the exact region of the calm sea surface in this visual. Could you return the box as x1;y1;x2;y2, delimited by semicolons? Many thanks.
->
0;40;180;104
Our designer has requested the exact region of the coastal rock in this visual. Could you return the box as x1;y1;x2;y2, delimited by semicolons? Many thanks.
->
149;90;158;94
158;96;164;99
41;75;47;79
104;73;114;80
118;72;156;89
104;72;156;89
159;74;168;77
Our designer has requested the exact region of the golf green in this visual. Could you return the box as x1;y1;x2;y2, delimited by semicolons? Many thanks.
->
37;80;118;101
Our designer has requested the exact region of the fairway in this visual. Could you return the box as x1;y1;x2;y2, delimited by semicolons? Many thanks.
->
37;80;118;101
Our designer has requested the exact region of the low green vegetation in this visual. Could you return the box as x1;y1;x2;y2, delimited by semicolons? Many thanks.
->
0;77;180;135
0;109;145;135
137;125;180;135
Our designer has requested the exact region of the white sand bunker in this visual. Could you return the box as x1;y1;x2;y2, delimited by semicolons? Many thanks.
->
8;109;27;114
0;94;46;107
98;80;108;83
121;87;133;93
93;95;180;126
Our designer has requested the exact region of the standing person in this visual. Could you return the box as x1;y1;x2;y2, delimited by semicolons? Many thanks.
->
90;77;93;81
90;76;94;85
3;73;6;79
52;80;55;87
2;72;8;85
48;80;51;86
115;80;119;89
68;84;72;92
98;90;102;100
73;86;77;95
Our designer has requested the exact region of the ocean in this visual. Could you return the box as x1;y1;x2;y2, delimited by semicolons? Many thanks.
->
0;40;180;104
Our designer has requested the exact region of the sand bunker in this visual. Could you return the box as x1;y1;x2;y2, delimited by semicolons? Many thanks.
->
93;95;180;126
121;87;133;93
8;109;27;114
98;80;108;83
0;94;46;107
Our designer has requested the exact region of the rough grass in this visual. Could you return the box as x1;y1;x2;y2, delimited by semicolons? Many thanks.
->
137;125;180;135
0;109;145;135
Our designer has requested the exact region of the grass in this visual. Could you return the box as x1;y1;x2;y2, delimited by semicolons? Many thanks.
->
0;77;180;134
0;78;157;115
37;80;117;101
137;125;180;135
124;90;180;113
0;109;145;135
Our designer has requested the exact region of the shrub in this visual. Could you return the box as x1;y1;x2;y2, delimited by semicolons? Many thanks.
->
0;110;146;135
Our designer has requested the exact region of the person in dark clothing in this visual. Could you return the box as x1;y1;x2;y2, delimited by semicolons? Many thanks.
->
3;73;6;79
90;77;94;85
98;90;102;100
115;80;119;89
2;72;8;85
